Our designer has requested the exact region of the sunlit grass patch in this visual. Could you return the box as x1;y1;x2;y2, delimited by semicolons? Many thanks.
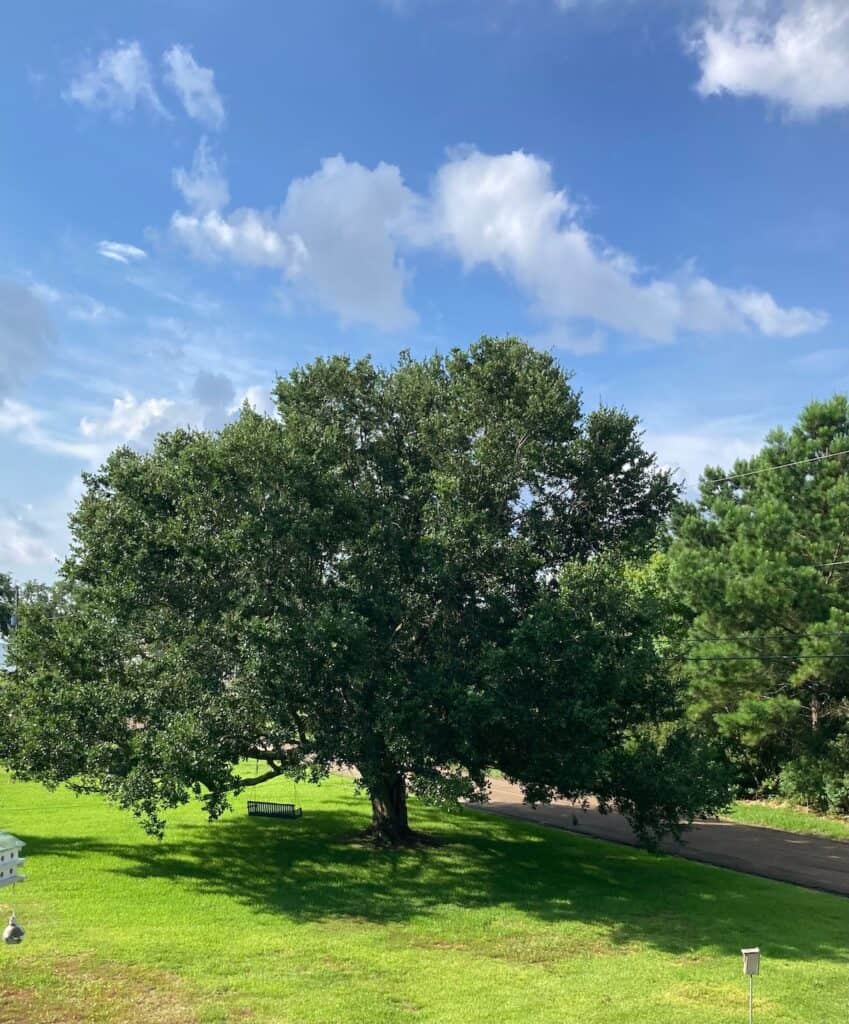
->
1;772;846;1023
727;800;849;842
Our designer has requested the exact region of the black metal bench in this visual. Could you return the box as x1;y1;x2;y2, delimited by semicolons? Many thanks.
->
247;800;302;819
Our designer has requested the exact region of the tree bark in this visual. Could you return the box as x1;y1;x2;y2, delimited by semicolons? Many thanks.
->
367;772;413;844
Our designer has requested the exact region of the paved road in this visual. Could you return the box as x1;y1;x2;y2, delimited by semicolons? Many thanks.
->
470;777;849;897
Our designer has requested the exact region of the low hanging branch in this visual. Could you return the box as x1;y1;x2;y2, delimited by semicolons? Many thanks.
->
235;766;285;789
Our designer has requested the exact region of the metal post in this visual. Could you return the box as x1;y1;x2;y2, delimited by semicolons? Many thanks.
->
741;946;760;1021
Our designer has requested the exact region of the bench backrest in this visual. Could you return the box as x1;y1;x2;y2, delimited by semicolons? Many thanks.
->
247;800;301;818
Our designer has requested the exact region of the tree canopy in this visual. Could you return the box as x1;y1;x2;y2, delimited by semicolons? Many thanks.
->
1;338;729;844
0;572;13;638
668;395;849;811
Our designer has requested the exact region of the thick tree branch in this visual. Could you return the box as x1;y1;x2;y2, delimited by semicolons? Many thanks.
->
235;767;284;789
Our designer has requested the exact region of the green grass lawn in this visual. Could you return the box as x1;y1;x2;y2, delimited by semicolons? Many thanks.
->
727;800;849;842
1;772;847;1024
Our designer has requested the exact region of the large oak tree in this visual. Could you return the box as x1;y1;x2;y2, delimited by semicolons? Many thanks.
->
1;339;728;843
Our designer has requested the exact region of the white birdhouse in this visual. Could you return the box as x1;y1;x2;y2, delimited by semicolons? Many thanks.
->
0;833;25;890
741;947;760;976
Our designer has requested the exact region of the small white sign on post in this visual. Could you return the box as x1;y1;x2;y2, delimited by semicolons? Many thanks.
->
741;947;760;1023
741;948;760;976
0;833;25;890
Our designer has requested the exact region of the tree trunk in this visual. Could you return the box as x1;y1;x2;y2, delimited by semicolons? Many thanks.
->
367;773;413;845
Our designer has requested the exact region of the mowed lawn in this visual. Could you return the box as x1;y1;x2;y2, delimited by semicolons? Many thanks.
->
1;773;846;1024
728;801;849;843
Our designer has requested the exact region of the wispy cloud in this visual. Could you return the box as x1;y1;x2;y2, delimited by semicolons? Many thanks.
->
26;278;122;324
645;415;769;494
0;478;86;578
66;41;225;128
97;240;148;264
173;138;230;214
0;398;101;461
66;41;169;118
162;45;225;129
0;505;60;572
124;272;221;318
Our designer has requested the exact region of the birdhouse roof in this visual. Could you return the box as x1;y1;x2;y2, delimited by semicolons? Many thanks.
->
0;833;25;851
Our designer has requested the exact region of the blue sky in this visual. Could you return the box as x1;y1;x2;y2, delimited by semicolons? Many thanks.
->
1;0;847;580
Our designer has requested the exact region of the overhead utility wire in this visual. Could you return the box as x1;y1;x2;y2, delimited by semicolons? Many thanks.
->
684;622;849;638
683;654;849;662
710;448;849;484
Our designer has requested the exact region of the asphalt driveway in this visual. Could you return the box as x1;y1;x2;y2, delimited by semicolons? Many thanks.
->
470;776;849;897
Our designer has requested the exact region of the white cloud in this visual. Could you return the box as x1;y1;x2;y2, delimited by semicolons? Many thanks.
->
171;155;418;330
691;0;849;117
426;148;826;342
552;0;612;9
0;399;101;461
126;274;221;318
0;281;55;397
26;278;121;325
0;479;86;579
76;367;247;449
0;391;191;577
162;45;225;129
169;146;825;342
646;418;767;494
385;0;614;14
66;297;123;324
173;138;230;214
1;364;253;472
279;157;418;329
0;398;40;434
0;508;59;572
80;393;176;441
730;287;826;336
229;384;278;417
98;240;148;264
67;41;169;118
27;281;62;304
172;208;305;268
529;323;606;355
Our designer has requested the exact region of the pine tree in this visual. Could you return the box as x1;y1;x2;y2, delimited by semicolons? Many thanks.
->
669;396;849;810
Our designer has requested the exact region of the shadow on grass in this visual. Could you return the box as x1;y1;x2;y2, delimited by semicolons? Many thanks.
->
25;795;849;965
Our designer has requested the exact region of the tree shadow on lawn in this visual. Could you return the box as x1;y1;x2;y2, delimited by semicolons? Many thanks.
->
26;800;849;965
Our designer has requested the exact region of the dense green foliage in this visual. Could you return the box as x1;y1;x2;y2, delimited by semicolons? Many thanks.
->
0;338;728;845
0;571;14;637
2;771;847;1024
668;395;849;812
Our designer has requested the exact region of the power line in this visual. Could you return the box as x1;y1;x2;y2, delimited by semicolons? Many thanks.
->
688;628;849;640
683;654;849;663
709;448;849;485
